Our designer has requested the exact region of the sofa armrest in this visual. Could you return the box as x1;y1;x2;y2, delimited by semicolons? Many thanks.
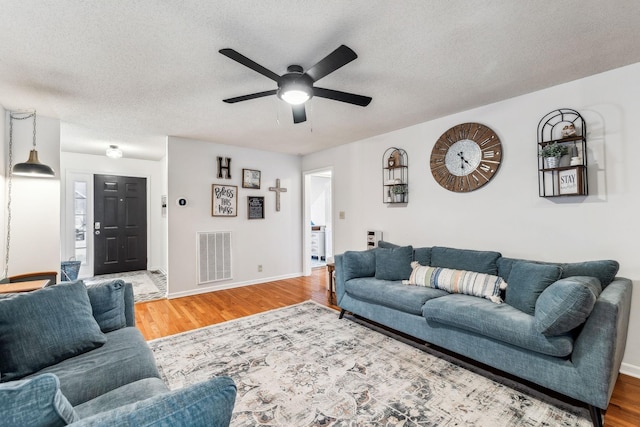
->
571;277;632;408
335;254;346;304
71;376;237;427
123;282;135;327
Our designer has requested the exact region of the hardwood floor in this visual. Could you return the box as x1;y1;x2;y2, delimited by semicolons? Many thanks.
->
135;268;640;427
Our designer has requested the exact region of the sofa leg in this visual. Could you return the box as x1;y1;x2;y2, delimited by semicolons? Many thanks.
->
588;405;603;427
339;309;346;319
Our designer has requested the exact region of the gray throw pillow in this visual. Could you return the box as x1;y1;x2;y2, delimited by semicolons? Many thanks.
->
375;245;413;281
0;373;79;426
0;281;107;382
86;280;127;332
505;261;563;315
342;250;377;281
535;276;601;335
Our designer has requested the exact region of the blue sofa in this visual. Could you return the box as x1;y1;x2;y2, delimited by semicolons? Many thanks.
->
335;243;632;427
0;280;236;426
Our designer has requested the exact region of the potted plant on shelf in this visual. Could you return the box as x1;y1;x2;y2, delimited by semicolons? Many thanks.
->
391;184;406;203
539;143;568;168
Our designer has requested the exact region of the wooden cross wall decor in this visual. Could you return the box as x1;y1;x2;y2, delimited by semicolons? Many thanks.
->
268;179;287;212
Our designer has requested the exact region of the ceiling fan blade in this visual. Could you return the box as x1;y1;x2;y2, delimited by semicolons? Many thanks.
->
219;48;280;82
292;104;307;123
305;45;357;82
313;87;372;106
223;89;277;103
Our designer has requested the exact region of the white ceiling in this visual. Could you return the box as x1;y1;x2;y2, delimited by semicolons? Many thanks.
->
1;1;639;160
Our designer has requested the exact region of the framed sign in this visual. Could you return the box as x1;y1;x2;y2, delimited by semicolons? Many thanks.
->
247;196;265;219
212;185;237;216
242;169;261;189
558;167;582;195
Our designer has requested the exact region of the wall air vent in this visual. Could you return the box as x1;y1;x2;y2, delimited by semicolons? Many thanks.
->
197;231;232;284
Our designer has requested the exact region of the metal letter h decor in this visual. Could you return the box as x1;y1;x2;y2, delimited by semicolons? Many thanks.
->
217;157;232;179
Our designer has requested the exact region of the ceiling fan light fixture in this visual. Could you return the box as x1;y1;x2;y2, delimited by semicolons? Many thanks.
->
106;145;123;159
277;69;313;105
280;89;311;105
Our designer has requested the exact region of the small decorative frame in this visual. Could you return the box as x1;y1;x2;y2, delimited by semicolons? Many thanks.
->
242;169;261;189
212;184;237;216
247;196;265;219
558;167;582;195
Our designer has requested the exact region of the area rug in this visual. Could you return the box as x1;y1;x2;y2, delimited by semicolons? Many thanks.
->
84;270;166;302
149;301;591;426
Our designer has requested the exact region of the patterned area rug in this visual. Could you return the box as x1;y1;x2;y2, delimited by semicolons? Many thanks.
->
84;270;166;302
149;301;590;426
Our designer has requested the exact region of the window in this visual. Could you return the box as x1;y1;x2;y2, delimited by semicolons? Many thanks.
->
74;181;87;264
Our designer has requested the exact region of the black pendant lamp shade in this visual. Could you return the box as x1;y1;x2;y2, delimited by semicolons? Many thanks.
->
13;149;55;177
10;110;55;178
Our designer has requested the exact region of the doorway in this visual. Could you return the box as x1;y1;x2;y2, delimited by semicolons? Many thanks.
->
303;168;333;275
93;175;147;275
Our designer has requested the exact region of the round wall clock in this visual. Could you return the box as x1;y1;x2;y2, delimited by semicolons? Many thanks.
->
430;123;502;192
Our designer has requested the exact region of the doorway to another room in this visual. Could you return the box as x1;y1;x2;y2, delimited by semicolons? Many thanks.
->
303;168;333;275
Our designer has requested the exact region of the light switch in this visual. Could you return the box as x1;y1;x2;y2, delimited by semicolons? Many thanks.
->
339;211;346;219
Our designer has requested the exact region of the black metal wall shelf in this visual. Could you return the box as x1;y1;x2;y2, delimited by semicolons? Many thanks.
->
537;109;588;197
382;148;408;204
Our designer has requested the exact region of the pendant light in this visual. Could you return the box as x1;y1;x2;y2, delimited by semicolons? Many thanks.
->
10;110;55;178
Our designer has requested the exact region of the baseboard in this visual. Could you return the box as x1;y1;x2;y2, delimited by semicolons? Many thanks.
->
166;272;304;299
620;362;640;379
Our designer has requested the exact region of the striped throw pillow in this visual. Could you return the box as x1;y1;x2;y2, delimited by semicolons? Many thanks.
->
403;261;508;303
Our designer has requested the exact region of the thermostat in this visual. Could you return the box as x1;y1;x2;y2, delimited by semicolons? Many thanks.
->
176;198;188;207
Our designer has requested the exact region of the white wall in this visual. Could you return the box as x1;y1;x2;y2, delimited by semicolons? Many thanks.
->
2;112;61;277
167;136;302;298
60;151;167;273
302;62;640;375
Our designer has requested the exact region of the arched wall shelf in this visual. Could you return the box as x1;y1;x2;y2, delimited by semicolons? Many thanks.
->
537;108;588;197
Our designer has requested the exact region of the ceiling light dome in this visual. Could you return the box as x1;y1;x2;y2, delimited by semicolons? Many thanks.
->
277;65;313;105
106;145;123;158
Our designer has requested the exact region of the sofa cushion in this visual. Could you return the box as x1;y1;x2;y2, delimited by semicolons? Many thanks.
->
430;246;501;275
375;245;413;281
535;276;602;336
74;377;169;419
505;261;563;315
403;261;507;303
497;257;619;288
0;282;107;382
0;373;79;426
377;240;399;249
86;280;127;333
30;327;161;406
423;294;574;357
342;250;377;281
413;247;432;265
377;241;431;265
561;260;619;288
71;376;237;427
345;277;448;315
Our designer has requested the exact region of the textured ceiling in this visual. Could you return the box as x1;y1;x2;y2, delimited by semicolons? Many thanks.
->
1;1;639;160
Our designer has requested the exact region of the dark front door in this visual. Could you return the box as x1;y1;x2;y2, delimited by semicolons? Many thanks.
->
94;175;147;275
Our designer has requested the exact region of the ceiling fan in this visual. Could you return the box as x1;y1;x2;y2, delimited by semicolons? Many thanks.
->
219;45;372;124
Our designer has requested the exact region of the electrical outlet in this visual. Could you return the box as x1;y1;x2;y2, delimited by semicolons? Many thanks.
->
258;265;263;272
339;211;346;219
